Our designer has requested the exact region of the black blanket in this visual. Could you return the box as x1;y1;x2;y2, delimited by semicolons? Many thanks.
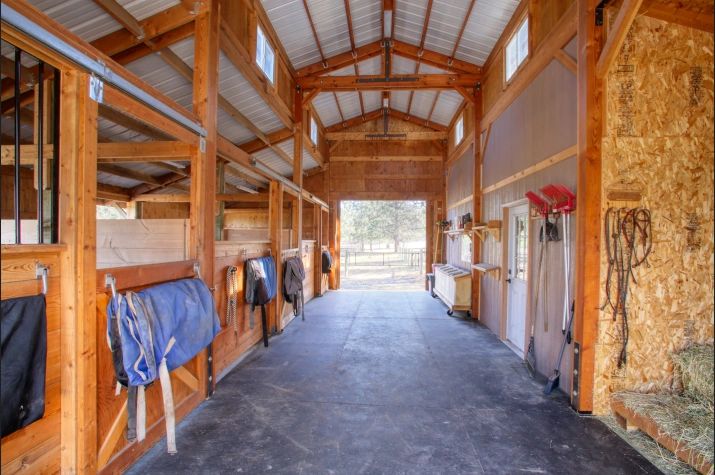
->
1;294;47;437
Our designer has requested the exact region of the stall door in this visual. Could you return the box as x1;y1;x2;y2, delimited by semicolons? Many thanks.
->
506;203;529;355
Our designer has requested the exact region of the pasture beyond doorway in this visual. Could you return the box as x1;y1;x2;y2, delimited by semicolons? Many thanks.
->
340;201;427;290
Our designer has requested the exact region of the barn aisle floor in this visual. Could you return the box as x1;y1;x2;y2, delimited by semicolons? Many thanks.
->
128;291;657;474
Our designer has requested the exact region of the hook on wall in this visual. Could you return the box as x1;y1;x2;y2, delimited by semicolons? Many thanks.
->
105;273;117;299
35;263;48;295
193;262;202;280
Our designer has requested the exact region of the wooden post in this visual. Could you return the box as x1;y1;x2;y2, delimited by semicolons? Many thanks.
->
573;0;604;413
425;198;434;290
59;70;98;474
191;0;219;393
471;89;482;319
293;89;304;248
269;181;284;332
329;199;340;289
313;202;323;296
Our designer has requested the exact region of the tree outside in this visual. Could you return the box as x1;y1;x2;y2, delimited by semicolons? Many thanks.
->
340;201;426;290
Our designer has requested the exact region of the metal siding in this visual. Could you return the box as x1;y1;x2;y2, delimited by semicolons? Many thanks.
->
430;90;462;126
26;0;180;43
358;55;382;75
96;171;142;189
253;147;293;177
391;55;417;74
124;53;193;111
98;117;151;143
308;0;352;59
408;90;437;119
302;147;319;170
336;91;362;120
348;0;383;47
227;163;269;186
457;0;520;65
393;0;429;46
313;92;342;127
218;108;256;145
423;0;471;58
417;62;447;75
389;90;410;113
262;0;322;69
362;91;382;112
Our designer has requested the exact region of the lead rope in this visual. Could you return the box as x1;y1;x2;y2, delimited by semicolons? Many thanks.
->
226;266;239;336
601;207;652;367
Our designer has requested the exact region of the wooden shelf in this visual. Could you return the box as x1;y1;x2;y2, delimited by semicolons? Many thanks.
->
472;263;500;279
472;220;502;242
444;226;473;240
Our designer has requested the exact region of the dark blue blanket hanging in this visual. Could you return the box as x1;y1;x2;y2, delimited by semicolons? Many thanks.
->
245;256;277;346
1;294;47;437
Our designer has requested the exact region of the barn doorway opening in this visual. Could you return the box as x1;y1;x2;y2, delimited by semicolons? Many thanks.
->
339;200;427;290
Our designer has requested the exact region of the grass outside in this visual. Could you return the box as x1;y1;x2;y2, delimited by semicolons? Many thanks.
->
340;250;426;290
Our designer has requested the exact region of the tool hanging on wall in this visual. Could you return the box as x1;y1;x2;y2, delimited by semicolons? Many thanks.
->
541;184;576;342
601;207;652;368
544;300;575;395
434;220;450;263
525;192;550;375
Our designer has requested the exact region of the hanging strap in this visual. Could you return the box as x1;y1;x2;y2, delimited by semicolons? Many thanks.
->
136;385;146;442
126;385;138;442
260;305;269;347
159;337;177;454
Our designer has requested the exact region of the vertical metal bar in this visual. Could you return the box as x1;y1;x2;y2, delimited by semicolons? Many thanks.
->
14;48;22;244
37;62;44;243
51;67;60;243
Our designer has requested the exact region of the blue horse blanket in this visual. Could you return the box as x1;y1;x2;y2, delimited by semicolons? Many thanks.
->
107;278;220;387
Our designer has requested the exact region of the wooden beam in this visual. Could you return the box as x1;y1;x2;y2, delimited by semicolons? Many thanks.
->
58;70;98;473
390;40;481;76
90;3;197;57
389;109;447;132
96;141;191;161
97;183;131;201
93;0;145;39
596;0;644;78
641;0;714;33
554;49;577;74
295;41;384;77
219;21;294;129
325;131;447;141
217;135;253;168
481;145;577;194
269;181;284;332
298;74;481;91
471;87;482;320
224;164;266;188
112;23;195;66
330;155;442;162
98;163;164;185
325;109;384;132
482;2;577;129
292;88;304;247
98;103;174;141
573;0;604;413
239;128;293;154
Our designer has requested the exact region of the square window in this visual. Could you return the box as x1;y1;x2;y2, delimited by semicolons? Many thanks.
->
455;116;464;145
256;26;275;83
310;117;318;145
505;17;529;81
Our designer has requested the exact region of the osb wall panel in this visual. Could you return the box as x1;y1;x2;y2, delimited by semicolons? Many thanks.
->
481;158;576;392
1;248;62;475
96;219;189;269
483;60;577;187
446;145;474;268
593;16;715;414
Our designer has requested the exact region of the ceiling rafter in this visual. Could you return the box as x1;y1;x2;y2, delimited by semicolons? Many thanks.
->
407;0;434;117
302;0;327;65
298;74;480;91
343;0;366;119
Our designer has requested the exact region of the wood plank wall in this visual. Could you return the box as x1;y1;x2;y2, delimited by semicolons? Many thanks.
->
592;15;714;414
1;246;64;474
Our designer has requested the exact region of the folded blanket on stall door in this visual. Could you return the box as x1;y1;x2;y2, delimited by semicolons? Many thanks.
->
106;278;220;453
1;294;47;437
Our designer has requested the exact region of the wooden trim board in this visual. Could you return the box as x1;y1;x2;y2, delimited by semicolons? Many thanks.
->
482;145;577;194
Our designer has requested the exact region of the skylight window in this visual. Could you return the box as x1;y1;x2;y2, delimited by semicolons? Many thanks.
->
310;116;318;145
505;17;529;81
256;26;275;83
455;115;464;146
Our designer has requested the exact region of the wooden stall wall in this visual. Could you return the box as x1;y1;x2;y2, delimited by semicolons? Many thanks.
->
279;241;316;328
1;246;64;474
223;207;292;246
593;16;715;414
213;242;272;379
479;52;577;392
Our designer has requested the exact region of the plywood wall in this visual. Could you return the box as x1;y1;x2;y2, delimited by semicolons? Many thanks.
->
96;219;189;268
593;16;715;413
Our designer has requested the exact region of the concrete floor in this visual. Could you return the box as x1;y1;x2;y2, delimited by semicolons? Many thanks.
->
128;291;658;475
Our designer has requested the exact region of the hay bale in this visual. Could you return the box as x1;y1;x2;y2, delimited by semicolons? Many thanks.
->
673;345;714;411
615;392;714;470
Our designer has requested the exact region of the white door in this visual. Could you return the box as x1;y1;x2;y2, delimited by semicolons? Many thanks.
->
506;203;529;355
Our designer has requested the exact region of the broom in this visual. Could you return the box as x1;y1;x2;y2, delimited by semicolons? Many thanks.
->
544;300;574;395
